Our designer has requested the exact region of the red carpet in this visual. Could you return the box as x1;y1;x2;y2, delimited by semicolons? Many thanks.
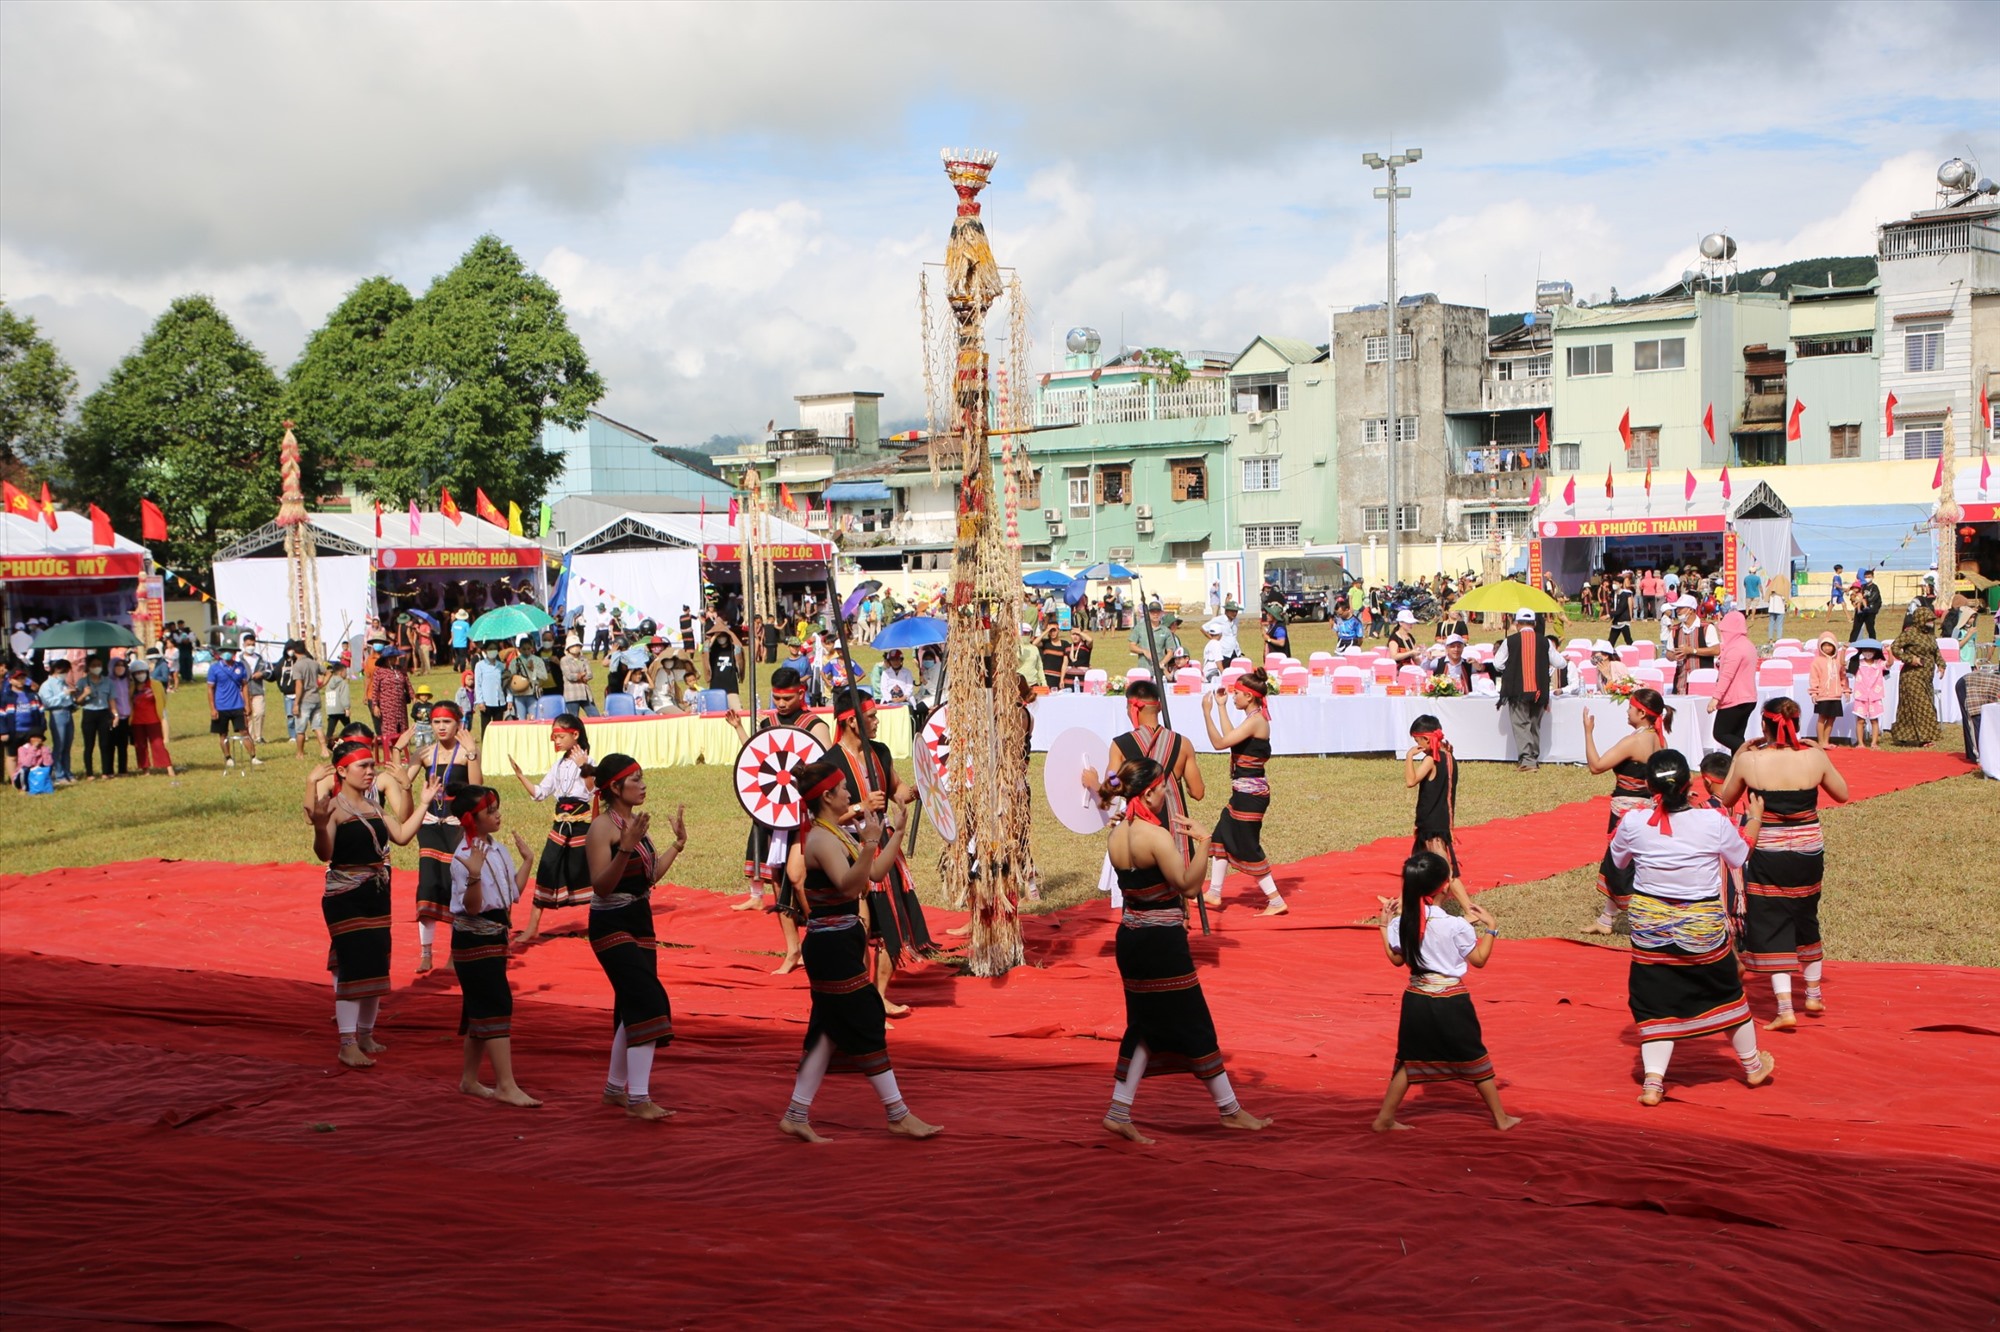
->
2;745;1993;1330
1266;743;1976;911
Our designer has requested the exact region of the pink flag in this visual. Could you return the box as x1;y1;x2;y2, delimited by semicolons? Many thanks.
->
1719;466;1732;501
1931;450;1947;490
1528;473;1541;507
408;499;420;536
1562;475;1576;507
1981;449;1992;491
1683;468;1696;502
1702;403;1715;444
728;497;740;525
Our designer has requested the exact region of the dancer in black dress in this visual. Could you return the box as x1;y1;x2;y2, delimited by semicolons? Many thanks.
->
411;702;478;973
445;783;541;1107
1404;715;1473;909
1372;852;1517;1132
307;740;435;1067
777;761;942;1144
508;712;594;944
1200;668;1285;914
1609;750;1777;1106
1099;755;1270;1144
1582;688;1670;935
827;694;932;1015
1718;697;1850;1031
583;753;687;1121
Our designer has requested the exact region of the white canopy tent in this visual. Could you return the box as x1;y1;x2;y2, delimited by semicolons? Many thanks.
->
214;511;547;655
1;507;154;631
1527;477;1796;598
563;510;834;628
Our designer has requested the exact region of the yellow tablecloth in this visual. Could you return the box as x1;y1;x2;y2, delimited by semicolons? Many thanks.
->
481;707;913;776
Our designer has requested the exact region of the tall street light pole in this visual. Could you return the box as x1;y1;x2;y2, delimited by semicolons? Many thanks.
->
1364;148;1420;588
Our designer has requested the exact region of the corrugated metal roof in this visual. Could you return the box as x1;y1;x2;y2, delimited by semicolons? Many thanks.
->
1554;300;1696;329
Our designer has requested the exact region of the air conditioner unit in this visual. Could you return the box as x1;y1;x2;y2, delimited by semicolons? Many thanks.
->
1043;508;1058;521
1248;410;1264;427
1135;504;1153;520
1049;520;1066;538
1137;516;1155;535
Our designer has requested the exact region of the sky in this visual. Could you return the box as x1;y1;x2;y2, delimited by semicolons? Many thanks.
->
4;0;1998;449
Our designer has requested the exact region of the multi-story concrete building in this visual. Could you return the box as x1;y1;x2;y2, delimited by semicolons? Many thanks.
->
1333;296;1487;549
1876;193;2000;463
1785;281;1881;464
711;390;889;507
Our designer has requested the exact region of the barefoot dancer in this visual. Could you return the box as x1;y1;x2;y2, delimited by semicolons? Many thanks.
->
412;702;479;973
1200;668;1286;915
446;783;542;1107
584;754;686;1121
1083;679;1204;912
778;761;941;1144
725;667;831;974
1099;756;1269;1144
508;713;594;944
1582;688;1670;935
1372;853;1518;1132
1609;750;1776;1106
1718;697;1850;1031
826;694;932;1016
307;740;436;1068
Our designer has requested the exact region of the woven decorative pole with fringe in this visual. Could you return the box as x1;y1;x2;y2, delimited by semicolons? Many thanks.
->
937;147;1028;977
275;420;320;653
1935;414;1959;598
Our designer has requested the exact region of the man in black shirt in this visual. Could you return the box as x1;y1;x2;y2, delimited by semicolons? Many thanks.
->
1608;574;1636;647
1848;569;1882;642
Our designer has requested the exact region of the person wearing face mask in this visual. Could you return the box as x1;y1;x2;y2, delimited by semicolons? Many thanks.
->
238;634;271;746
77;655;115;780
559;638;596;715
107;657;134;776
472;642;508;737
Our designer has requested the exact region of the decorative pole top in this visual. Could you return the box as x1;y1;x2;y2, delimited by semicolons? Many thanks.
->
941;147;999;216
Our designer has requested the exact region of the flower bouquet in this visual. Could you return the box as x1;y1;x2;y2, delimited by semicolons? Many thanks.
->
1419;675;1463;699
1601;676;1639;701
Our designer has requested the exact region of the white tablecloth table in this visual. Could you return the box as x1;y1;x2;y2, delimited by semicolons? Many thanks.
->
1982;707;2000;781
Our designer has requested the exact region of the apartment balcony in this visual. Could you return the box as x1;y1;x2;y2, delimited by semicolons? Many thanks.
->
1035;378;1232;428
768;428;861;456
1447;470;1540;500
1741;390;1787;425
1878;216;2000;262
887;513;958;547
1481;377;1552;411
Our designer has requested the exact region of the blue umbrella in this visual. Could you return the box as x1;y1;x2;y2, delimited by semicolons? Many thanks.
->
842;579;884;618
401;608;439;628
1023;569;1074;589
1078;560;1137;581
1064;573;1091;607
871;616;949;651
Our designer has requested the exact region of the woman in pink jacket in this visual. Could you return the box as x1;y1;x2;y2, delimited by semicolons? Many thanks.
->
1806;633;1848;748
1707;610;1760;753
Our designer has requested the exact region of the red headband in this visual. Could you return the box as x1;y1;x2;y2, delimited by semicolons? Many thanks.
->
457;790;499;831
596;758;639;792
551;723;580;738
1416;730;1444;761
1631;698;1667;745
430;701;463;720
334;746;374;769
1767;711;1803;750
835;697;878;719
802;770;846;804
1648;795;1675;838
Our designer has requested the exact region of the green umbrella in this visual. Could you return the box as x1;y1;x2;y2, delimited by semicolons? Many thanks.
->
468;604;555;642
31;619;142;651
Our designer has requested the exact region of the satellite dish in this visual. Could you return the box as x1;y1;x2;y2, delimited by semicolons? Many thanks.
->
1759;271;1777;288
1699;233;1737;261
1064;327;1102;356
1938;158;1977;190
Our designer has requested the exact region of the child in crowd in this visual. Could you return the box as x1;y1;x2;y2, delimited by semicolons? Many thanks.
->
1849;642;1887;749
1807;634;1848;748
11;732;51;791
1372;852;1518;1133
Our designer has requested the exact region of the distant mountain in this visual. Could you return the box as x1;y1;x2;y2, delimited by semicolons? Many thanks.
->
1488;255;1878;337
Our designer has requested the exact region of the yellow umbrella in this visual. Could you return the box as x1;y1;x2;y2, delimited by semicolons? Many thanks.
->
1450;581;1565;615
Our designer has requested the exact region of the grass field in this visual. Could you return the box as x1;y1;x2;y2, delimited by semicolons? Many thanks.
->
6;601;1988;966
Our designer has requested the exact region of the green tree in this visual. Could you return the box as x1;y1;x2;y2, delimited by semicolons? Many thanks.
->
63;295;283;572
280;275;415;494
0;300;79;473
364;234;603;508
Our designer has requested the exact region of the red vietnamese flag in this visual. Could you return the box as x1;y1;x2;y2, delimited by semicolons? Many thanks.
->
1683;468;1697;502
1703;403;1716;444
474;487;505;527
1562;475;1576;507
1931;450;1947;490
1884;392;1898;438
374;499;383;539
439;486;462;525
778;482;799;514
1787;398;1806;442
141;498;167;541
88;502;113;546
40;482;58;530
1534;412;1549;453
1982;382;1992;430
2;479;37;520
1719;465;1732;501
1528;472;1542;507
1604;465;1615;499
1618;409;1633;451
1643;462;1653;496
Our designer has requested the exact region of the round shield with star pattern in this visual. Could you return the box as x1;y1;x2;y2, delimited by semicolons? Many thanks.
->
734;725;828;829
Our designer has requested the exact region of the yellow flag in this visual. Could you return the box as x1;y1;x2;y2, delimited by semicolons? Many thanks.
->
507;501;525;537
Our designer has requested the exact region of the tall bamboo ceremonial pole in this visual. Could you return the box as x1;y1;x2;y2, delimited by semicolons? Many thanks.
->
1133;573;1208;936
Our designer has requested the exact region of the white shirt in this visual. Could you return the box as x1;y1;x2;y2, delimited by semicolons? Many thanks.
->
531;754;589;802
1768;593;1785;615
1384;904;1478;978
450;838;522;913
1608;806;1748;902
877;665;916;703
1202;638;1230;677
9;629;30;659
1216;615;1241;658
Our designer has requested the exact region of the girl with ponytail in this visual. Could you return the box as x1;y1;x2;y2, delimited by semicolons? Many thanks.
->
1372;853;1516;1132
509;712;595;944
1405;716;1471;906
1199;668;1285;915
445;783;540;1106
1582;686;1674;935
1100;756;1268;1143
1717;697;1850;1031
